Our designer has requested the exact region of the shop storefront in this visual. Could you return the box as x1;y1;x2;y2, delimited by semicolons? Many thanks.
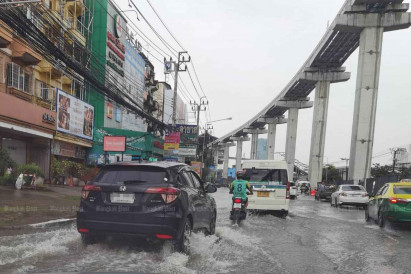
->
0;92;56;178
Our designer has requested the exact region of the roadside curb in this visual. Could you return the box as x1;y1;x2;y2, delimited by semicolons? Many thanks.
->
0;218;76;231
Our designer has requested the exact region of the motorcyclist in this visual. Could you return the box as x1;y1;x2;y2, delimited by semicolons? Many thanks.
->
300;183;310;194
230;170;253;208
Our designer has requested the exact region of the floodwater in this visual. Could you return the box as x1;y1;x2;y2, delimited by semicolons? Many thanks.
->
1;190;411;273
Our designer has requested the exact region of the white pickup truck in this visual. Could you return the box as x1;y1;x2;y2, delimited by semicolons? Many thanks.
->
242;160;290;216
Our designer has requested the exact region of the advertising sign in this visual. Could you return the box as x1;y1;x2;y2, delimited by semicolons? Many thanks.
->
164;132;180;158
164;132;180;145
107;102;113;119
176;124;198;142
191;162;202;176
179;144;197;157
56;89;94;140
103;136;126;152
164;143;179;150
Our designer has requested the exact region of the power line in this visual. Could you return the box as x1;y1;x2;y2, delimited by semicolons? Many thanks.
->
145;0;186;51
129;0;179;56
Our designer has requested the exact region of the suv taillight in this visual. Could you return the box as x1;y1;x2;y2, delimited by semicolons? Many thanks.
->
145;187;180;204
81;185;101;200
286;182;290;199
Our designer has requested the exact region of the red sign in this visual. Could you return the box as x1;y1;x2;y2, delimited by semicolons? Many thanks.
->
165;132;180;144
103;136;126;152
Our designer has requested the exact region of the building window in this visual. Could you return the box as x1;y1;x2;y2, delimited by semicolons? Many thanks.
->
35;80;53;101
7;63;31;93
72;79;85;100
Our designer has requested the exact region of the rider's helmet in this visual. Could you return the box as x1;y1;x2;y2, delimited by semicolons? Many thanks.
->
236;170;245;180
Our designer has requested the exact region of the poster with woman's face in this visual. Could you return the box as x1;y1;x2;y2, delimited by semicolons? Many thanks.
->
56;89;94;140
83;106;94;137
58;94;70;130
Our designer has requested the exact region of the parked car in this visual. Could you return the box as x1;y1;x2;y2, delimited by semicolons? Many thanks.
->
365;182;411;227
77;161;217;252
330;185;369;208
315;183;336;201
290;182;298;199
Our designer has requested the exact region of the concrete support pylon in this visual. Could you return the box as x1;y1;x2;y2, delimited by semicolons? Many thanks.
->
309;81;330;188
349;27;384;183
267;123;277;160
304;69;350;189
230;136;250;172
256;117;288;160
222;143;235;180
236;141;243;170
251;133;258;160
285;108;299;181
213;147;219;168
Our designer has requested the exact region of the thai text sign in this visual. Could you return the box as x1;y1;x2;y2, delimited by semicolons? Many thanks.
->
179;144;197;157
56;89;94;140
103;136;126;152
164;132;180;150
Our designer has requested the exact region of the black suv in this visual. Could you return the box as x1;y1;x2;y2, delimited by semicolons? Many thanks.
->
77;161;217;252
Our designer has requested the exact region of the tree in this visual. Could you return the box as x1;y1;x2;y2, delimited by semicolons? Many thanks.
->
0;148;16;176
371;163;392;178
322;165;342;183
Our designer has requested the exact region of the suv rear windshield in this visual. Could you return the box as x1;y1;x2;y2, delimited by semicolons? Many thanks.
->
342;186;364;191
93;166;166;185
243;169;288;185
393;186;411;194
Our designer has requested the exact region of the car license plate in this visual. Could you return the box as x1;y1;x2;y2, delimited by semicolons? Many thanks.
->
257;191;270;197
110;193;135;204
233;203;241;209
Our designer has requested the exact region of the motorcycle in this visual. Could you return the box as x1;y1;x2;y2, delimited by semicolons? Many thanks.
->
230;192;252;225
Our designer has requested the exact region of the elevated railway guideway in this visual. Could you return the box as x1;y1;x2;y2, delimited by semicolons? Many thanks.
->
209;0;411;187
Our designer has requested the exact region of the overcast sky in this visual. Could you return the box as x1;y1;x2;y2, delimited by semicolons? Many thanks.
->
119;0;411;167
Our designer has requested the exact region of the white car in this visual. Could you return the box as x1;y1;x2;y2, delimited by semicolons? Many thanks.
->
289;182;298;199
330;185;369;208
242;160;290;216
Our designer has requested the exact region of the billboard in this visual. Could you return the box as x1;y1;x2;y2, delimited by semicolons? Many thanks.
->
103;136;126;152
179;144;197;157
56;89;94;140
176;124;198;142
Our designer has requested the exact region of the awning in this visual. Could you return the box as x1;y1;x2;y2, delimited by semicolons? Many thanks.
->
0;121;53;139
54;132;93;147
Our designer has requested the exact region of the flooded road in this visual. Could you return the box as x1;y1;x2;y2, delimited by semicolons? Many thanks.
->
1;189;411;273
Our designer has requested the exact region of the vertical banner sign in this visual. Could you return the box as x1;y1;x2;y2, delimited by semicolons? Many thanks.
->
191;161;202;176
164;132;180;151
163;132;180;161
56;89;94;140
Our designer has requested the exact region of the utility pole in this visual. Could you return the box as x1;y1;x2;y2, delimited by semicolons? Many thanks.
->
191;98;208;160
164;52;190;128
201;123;213;179
391;148;406;174
341;158;349;181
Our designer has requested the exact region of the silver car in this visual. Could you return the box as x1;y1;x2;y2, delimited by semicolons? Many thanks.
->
330;185;369;208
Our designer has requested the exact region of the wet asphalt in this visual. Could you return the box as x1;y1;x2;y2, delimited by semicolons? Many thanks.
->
1;189;410;273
